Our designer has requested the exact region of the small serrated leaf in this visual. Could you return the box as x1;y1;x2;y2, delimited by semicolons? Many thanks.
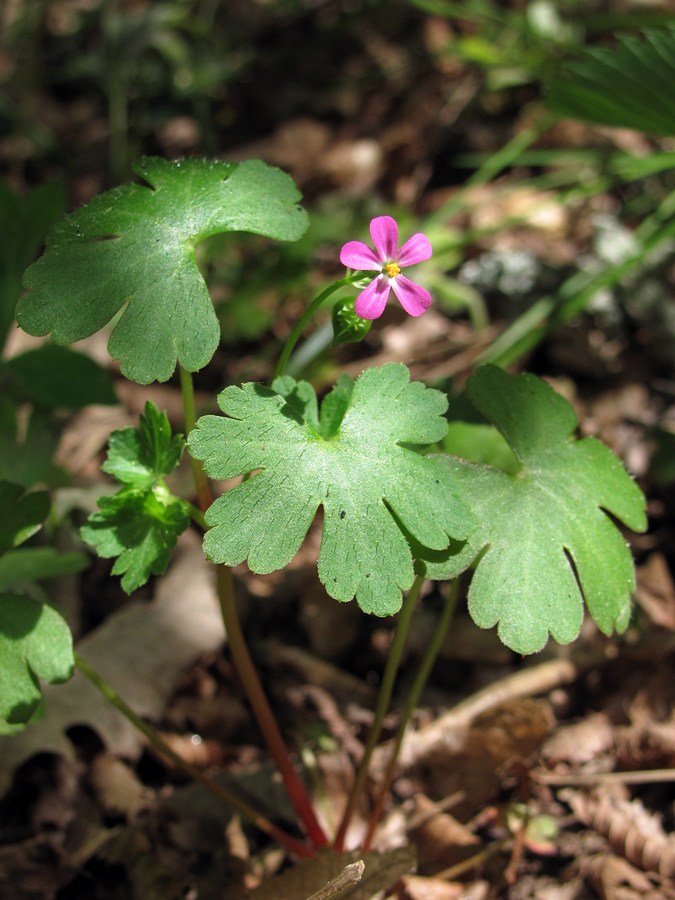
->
18;158;308;384
189;363;474;616
422;366;646;655
0;594;74;723
81;402;190;592
81;489;190;593
103;401;185;489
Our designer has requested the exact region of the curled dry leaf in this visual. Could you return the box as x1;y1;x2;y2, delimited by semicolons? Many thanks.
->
577;853;662;900
568;788;675;879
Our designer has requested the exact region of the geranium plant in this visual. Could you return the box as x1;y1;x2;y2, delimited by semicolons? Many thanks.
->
2;157;646;857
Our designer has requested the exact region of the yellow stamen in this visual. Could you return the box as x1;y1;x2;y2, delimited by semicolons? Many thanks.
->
385;262;401;278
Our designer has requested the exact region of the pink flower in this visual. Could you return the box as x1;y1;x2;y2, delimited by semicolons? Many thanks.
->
340;216;432;319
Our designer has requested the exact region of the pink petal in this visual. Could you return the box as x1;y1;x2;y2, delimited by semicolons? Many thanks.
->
354;275;391;319
369;216;399;262
390;274;432;317
398;232;432;267
340;241;381;271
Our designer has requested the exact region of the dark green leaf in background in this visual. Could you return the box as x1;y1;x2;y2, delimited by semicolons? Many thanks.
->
547;26;675;136
0;399;65;488
5;345;117;409
0;548;88;593
0;180;65;354
0;482;50;556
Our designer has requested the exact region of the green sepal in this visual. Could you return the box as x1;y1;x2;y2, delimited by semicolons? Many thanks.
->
332;297;373;346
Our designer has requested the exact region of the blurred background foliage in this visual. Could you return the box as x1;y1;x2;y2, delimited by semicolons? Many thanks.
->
2;0;675;388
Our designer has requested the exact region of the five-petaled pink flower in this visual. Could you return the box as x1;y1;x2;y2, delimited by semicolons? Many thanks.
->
340;215;432;319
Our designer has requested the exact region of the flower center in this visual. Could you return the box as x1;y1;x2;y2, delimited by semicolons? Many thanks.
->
384;262;401;278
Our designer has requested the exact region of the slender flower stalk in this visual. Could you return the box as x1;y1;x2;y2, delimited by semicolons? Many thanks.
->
333;574;425;851
361;578;459;851
274;274;362;380
340;216;432;319
75;654;314;858
216;566;329;848
179;364;212;515
180;366;328;848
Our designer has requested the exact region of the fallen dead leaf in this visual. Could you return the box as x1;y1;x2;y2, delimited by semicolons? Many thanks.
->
635;554;675;630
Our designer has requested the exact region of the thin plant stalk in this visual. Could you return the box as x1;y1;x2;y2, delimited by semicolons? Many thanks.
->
215;566;329;849
362;579;459;852
333;574;425;851
274;275;360;380
74;654;313;858
180;365;328;848
179;365;212;515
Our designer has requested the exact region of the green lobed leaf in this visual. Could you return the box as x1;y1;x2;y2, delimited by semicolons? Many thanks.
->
422;366;647;655
5;345;117;409
80;402;190;592
546;26;675;136
188;363;474;616
17;158;308;384
0;593;74;723
0;482;50;556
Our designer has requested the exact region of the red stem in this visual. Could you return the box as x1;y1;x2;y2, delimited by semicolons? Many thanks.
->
216;567;329;848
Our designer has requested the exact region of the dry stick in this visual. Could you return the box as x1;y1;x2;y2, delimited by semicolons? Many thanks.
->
434;839;509;882
75;654;313;858
180;365;328;849
333;574;425;851
533;768;675;786
307;860;366;900
362;578;459;852
375;656;581;774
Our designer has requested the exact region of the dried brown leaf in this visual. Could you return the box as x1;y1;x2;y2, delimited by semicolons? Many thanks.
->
635;554;675;630
541;712;615;767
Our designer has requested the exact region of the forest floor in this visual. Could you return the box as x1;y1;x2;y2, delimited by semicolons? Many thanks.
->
1;2;675;898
